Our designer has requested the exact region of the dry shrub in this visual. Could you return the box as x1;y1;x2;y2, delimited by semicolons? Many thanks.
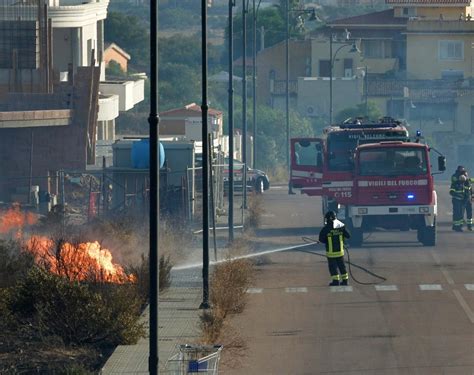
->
0;239;34;288
199;310;224;344
210;257;253;319
246;193;265;229
129;253;173;304
215;324;248;371
9;267;145;347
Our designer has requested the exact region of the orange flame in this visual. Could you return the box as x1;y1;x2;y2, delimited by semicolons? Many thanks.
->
25;236;136;284
0;204;38;235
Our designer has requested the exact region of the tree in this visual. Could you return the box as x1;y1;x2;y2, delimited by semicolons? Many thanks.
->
224;4;315;62
104;12;149;71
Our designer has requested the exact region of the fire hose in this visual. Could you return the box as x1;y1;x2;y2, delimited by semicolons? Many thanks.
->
301;236;387;285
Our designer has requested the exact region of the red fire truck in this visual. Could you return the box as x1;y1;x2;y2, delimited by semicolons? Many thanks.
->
290;117;446;246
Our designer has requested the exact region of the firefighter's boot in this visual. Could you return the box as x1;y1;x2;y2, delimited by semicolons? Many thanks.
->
340;280;348;286
468;225;473;231
329;280;339;286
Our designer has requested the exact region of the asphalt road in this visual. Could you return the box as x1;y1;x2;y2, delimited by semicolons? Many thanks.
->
222;183;474;375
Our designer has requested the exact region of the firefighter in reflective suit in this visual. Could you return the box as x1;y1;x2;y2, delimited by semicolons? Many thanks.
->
319;211;351;286
450;166;472;231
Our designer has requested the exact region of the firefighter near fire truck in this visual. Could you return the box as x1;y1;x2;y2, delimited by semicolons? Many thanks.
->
450;166;473;232
319;211;350;286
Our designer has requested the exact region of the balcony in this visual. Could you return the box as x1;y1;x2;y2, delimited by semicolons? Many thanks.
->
407;19;474;33
99;79;145;112
98;94;119;122
362;58;399;75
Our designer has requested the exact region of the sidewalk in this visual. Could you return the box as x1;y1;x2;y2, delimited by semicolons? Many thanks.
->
101;269;204;374
101;193;251;373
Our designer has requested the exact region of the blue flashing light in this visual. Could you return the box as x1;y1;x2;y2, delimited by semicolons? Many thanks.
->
407;193;415;200
416;130;422;137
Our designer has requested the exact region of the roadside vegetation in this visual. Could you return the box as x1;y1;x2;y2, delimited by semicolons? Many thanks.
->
246;192;265;230
199;239;254;370
0;211;177;373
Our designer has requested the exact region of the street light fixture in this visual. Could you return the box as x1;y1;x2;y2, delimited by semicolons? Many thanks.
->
286;2;317;194
329;31;360;125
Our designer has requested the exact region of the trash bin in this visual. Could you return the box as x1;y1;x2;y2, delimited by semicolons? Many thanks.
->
165;344;223;374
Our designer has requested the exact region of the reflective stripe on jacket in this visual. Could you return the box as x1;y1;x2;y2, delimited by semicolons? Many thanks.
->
319;220;351;258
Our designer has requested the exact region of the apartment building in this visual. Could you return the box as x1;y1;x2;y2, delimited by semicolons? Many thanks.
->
0;0;144;202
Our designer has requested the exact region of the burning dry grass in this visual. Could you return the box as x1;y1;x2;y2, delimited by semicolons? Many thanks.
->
0;204;38;237
0;237;146;373
25;236;136;284
0;206;179;371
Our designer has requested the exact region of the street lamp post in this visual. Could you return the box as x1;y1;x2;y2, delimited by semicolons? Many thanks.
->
285;0;290;192
228;0;235;242
148;0;159;372
329;30;359;124
242;0;247;209
200;0;210;310
252;0;261;169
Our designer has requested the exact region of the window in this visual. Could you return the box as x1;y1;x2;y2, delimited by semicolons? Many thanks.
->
402;7;416;17
359;148;427;176
344;58;353;77
319;60;330;77
439;40;464;61
362;40;392;59
294;141;323;167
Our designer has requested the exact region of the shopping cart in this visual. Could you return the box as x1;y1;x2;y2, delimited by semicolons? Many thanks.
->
165;344;223;374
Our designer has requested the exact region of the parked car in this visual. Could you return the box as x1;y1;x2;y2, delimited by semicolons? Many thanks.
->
223;158;270;194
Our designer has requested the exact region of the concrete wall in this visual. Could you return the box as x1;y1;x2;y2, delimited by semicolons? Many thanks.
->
297;77;362;119
257;40;311;106
53;28;74;73
80;22;97;66
310;38;363;78
407;32;474;79
0;67;99;201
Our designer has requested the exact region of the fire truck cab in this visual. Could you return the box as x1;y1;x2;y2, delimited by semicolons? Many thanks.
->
290;117;446;246
349;141;446;246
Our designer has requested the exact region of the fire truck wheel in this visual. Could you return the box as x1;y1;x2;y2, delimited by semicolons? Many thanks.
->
418;220;437;246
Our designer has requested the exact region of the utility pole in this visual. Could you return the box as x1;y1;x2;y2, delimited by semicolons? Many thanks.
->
285;0;291;194
148;0;159;372
228;0;235;242
200;0;210;310
252;0;257;168
242;0;247;209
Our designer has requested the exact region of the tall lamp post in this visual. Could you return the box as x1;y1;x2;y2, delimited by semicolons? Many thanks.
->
242;0;247;209
228;0;235;242
200;0;210;310
286;2;316;194
329;30;359;125
148;0;159;372
252;0;261;168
